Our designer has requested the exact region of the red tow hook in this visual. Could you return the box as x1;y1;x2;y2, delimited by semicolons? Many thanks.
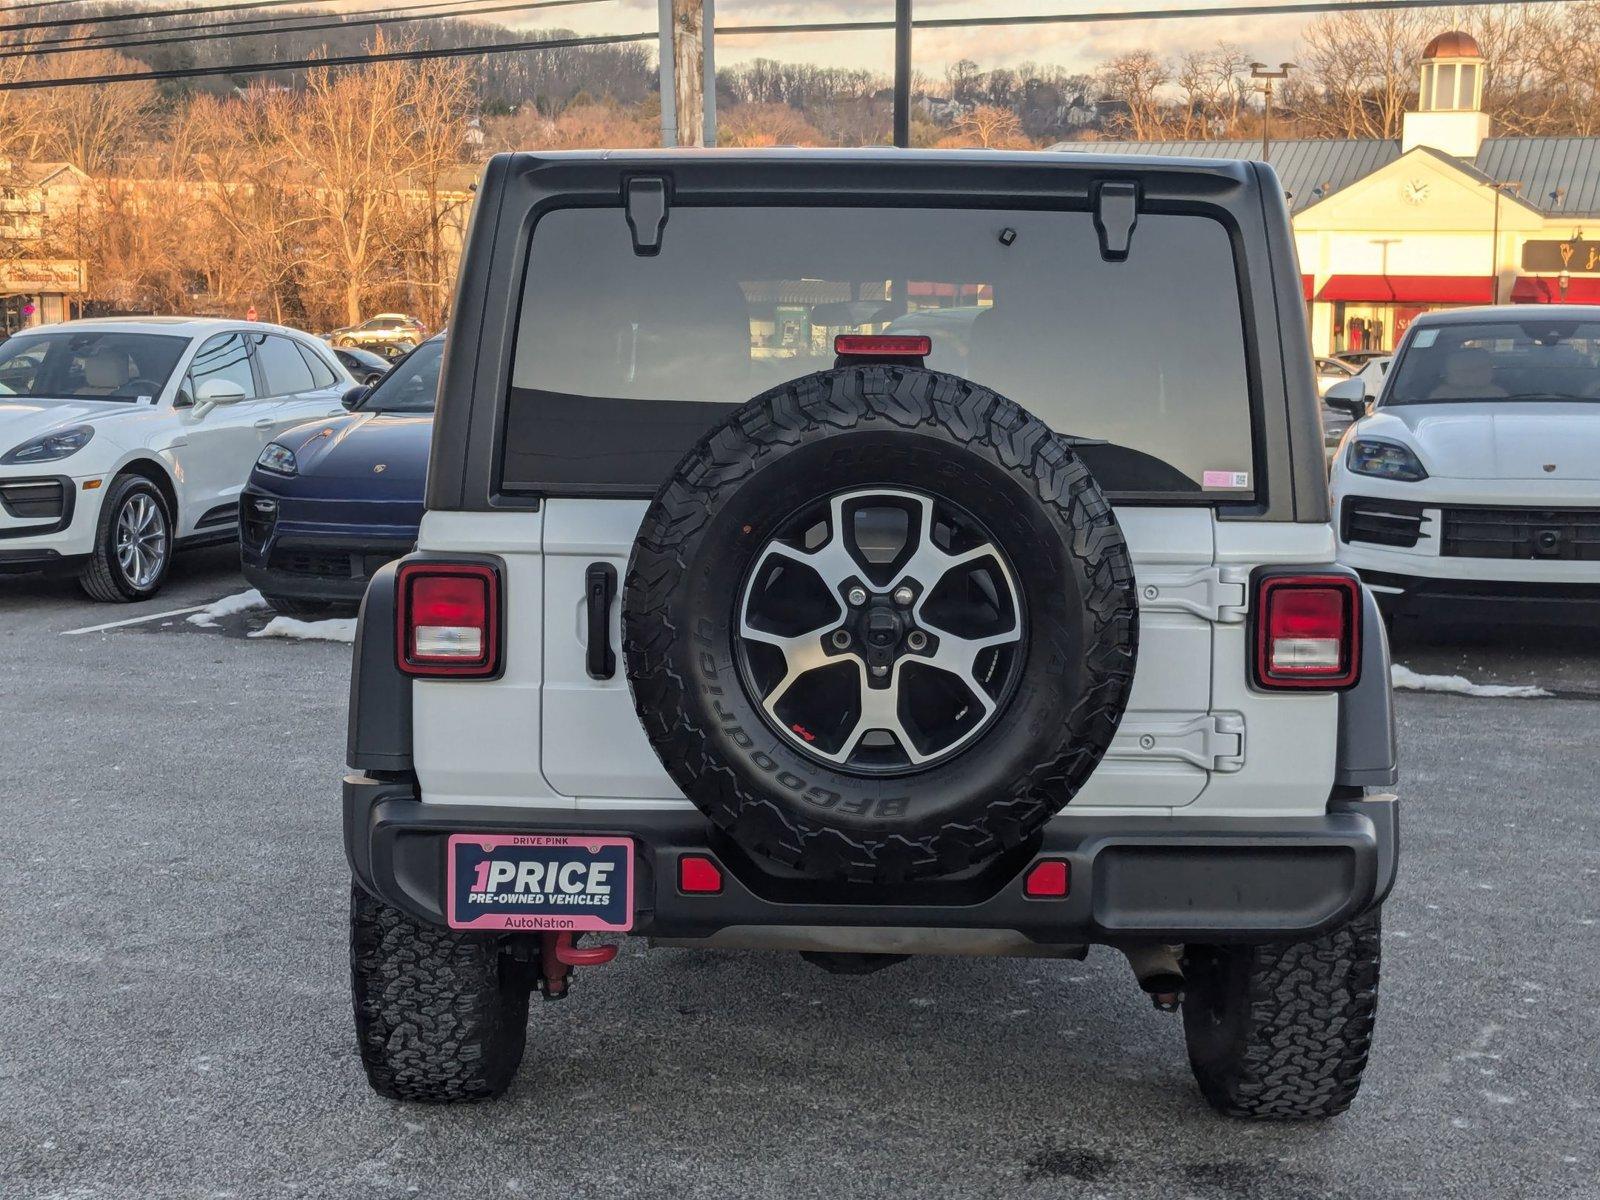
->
537;932;618;999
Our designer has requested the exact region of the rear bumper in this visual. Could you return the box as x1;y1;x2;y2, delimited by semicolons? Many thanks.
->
344;774;1398;947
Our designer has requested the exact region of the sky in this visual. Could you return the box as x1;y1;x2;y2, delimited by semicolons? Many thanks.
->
511;0;1311;77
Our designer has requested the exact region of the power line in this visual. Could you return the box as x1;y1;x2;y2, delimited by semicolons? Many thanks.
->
0;0;1583;93
0;27;655;90
719;0;1580;36
0;0;607;61
0;0;426;36
14;0;571;51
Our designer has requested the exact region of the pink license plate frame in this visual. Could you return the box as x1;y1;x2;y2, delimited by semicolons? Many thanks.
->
446;833;635;932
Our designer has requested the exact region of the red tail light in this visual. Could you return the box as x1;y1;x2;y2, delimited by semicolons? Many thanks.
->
1252;574;1361;690
396;561;501;678
833;334;931;358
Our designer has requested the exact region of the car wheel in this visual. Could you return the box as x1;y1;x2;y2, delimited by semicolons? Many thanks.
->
624;364;1139;884
78;475;174;603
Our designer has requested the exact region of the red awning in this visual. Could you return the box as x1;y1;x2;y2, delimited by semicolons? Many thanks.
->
1511;276;1600;304
1302;274;1315;301
1316;275;1495;304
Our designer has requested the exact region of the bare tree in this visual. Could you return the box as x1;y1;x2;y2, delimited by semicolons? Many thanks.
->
265;37;469;326
719;102;823;147
1292;7;1431;139
940;104;1031;149
1098;51;1171;140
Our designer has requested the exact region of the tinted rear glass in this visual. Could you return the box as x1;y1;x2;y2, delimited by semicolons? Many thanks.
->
504;205;1255;498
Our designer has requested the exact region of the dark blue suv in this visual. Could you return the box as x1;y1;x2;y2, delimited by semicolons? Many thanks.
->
239;335;442;616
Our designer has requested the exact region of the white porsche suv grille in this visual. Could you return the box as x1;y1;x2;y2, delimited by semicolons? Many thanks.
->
1440;505;1600;562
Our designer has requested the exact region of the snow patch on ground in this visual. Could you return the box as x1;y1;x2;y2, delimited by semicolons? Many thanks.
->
1391;664;1550;699
247;615;357;644
187;589;267;627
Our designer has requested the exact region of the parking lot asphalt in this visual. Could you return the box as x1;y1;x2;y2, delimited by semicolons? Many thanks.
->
2;552;1598;1200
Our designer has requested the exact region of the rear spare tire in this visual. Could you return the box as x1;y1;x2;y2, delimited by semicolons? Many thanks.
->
624;365;1138;883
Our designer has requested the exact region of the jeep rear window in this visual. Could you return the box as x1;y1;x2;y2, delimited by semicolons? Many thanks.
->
503;205;1255;499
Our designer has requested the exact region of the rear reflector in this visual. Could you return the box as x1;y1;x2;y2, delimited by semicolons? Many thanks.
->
1253;574;1361;690
833;334;931;358
1024;859;1070;898
396;561;500;678
678;855;724;895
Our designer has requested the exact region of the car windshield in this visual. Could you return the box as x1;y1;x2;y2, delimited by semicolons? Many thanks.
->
1386;319;1600;405
0;330;188;403
361;338;441;412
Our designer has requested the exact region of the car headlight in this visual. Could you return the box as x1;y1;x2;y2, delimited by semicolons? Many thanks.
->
256;442;298;476
1;425;94;465
1346;438;1428;482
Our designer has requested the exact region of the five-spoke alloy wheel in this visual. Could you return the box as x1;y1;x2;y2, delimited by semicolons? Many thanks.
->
737;488;1025;774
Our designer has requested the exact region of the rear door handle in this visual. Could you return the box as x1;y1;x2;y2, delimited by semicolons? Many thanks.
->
253;418;274;430
585;563;618;680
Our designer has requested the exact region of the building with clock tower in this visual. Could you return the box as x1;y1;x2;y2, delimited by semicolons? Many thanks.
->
1054;30;1600;355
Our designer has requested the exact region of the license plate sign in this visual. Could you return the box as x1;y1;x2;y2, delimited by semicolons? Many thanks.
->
447;834;634;932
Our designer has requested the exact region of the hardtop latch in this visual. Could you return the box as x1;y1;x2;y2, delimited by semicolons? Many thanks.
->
624;175;670;256
1093;179;1140;261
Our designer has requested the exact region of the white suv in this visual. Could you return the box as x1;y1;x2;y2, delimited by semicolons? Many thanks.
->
1328;305;1600;622
343;151;1399;1118
0;318;351;600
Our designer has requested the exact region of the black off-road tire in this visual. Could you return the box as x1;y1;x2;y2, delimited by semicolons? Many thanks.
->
624;365;1138;884
1182;910;1382;1120
78;474;173;603
349;881;530;1103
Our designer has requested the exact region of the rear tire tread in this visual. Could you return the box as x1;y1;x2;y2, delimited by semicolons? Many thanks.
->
1183;911;1381;1120
349;882;529;1103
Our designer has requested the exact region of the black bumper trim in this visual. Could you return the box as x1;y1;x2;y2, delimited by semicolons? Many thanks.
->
1359;569;1600;624
345;775;1398;946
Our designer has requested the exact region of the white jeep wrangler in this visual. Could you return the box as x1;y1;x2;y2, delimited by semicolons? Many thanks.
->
343;150;1398;1118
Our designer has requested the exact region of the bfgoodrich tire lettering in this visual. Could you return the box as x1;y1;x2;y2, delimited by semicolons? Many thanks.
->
349;881;530;1102
624;365;1138;883
1182;911;1382;1120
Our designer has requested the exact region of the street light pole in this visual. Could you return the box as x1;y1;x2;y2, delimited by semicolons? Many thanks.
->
1249;61;1294;162
1487;180;1523;305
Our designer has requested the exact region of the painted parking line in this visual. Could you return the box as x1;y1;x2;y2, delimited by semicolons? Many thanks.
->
59;603;211;637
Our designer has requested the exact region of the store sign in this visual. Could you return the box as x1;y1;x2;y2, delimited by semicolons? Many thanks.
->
0;259;86;292
1522;239;1600;273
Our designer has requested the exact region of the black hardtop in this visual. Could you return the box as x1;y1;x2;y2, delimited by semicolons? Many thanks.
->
429;148;1329;524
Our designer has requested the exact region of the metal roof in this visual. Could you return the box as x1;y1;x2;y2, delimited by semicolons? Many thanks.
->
1051;135;1600;217
1474;138;1600;218
1048;138;1399;211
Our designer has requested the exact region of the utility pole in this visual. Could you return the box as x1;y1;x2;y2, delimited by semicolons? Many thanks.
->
893;0;911;148
658;0;715;148
1249;61;1294;162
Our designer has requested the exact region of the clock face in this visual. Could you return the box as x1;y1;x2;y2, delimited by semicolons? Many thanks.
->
1402;179;1430;206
